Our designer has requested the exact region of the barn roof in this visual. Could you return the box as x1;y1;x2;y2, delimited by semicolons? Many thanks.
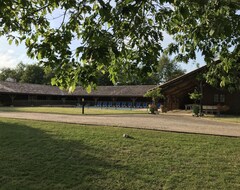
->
149;65;207;96
0;81;155;97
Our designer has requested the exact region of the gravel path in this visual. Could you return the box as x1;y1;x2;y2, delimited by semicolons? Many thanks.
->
0;112;240;137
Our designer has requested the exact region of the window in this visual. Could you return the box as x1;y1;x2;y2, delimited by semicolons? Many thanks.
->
214;94;225;103
214;94;219;103
220;94;225;103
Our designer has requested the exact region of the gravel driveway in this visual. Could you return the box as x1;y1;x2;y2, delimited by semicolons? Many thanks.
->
0;112;240;137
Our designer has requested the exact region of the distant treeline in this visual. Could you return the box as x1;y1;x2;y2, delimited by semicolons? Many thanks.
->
0;56;185;85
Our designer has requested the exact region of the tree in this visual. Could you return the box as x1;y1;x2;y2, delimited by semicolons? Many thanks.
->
189;89;202;104
20;64;45;84
0;62;26;82
0;62;52;85
0;1;239;91
189;89;202;116
154;55;186;84
144;88;164;113
95;71;113;86
115;55;185;85
14;62;26;82
0;68;17;81
144;88;164;106
114;67;158;85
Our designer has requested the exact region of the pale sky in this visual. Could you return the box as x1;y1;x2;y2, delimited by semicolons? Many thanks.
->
1;4;238;77
0;38;34;69
0;7;205;73
0;34;205;73
2;2;232;73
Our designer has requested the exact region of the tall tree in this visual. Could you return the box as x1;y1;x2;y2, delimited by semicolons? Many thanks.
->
14;62;26;82
0;1;239;91
20;64;45;84
96;71;114;86
156;55;186;83
0;62;52;85
0;62;26;82
0;68;17;81
116;56;185;85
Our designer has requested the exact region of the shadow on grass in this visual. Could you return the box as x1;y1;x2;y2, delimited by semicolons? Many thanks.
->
1;119;240;189
0;121;125;190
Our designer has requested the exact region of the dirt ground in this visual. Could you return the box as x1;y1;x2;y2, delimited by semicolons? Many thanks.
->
0;112;240;137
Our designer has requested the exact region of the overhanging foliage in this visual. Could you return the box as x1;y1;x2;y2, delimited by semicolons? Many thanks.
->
0;1;239;91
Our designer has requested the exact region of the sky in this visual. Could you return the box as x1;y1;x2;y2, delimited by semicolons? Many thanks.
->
0;35;205;73
3;2;239;74
0;6;205;73
0;38;34;69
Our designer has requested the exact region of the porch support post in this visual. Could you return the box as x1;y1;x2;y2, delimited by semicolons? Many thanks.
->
199;81;203;116
61;97;66;105
131;98;137;108
9;95;16;106
94;98;98;106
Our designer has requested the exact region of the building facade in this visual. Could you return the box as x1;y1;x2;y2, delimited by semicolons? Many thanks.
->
157;66;240;114
0;82;154;108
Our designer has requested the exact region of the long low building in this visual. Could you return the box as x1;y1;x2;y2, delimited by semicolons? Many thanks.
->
0;81;155;108
1;65;240;114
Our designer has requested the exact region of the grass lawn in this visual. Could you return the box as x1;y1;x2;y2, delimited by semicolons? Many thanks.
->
0;118;240;189
0;106;146;115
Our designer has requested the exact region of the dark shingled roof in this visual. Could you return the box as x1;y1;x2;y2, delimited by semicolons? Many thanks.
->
145;65;207;97
0;81;156;97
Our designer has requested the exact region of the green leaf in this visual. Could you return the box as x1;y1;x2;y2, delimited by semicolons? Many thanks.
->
68;84;76;93
15;39;19;46
8;39;13;45
82;59;87;65
93;2;99;10
51;78;56;86
86;85;92;93
220;80;225;87
37;52;42;60
148;19;153;26
25;38;31;46
209;29;215;36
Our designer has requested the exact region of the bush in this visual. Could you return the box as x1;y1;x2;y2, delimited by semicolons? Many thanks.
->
192;105;200;116
148;104;157;114
160;105;167;113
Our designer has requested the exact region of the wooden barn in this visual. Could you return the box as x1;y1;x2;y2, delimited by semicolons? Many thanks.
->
0;81;155;108
157;66;240;114
1;64;240;114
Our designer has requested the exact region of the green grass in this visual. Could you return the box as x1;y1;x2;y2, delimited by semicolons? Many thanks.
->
0;118;240;189
0;106;146;115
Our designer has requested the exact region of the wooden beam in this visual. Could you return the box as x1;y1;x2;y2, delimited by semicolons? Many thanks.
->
163;81;199;96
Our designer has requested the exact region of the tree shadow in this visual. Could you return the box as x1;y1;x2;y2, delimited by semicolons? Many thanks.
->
0;121;126;190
